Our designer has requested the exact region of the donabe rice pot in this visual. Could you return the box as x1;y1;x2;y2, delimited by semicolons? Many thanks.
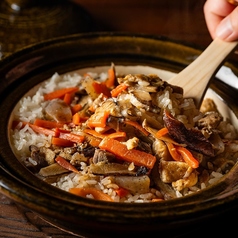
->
10;64;238;203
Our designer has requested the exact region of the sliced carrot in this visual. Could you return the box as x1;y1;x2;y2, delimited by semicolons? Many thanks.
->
63;93;72;105
59;132;84;144
52;137;75;147
54;128;60;137
156;127;169;138
84;133;102;147
152;198;164;202
84;129;126;140
55;156;79;173
69;187;113;202
71;104;82;114
44;87;78;101
33;118;64;129
115;187;129;198
54;127;71;137
105;64;116;88
106;131;127;139
72;113;81;126
78;116;89;123
92;81;111;98
88;104;96;113
84;129;105;139
87;111;110;128
110;83;128;97
28;123;56;136
14;121;83;144
125;120;150;136
99;137;156;169
175;146;199;169
165;142;183;162
54;127;71;134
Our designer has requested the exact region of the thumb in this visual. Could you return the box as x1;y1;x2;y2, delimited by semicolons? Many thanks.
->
216;7;238;41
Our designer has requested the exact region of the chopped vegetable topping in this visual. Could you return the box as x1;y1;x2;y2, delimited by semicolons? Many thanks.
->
11;64;238;203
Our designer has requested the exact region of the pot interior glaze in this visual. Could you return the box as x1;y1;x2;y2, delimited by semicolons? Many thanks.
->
1;33;238;237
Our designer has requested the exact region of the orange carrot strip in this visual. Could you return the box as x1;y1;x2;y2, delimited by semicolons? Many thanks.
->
72;113;81;125
84;134;102;147
124;120;150;136
152;198;164;202
115;187;129;198
44;87;78;101
54;127;71;134
92;81;111;98
52;137;75;147
69;187;113;202
33;118;64;129
99;137;156;169
71;104;82;114
84;129;105;139
87;111;110;128
105;65;116;88
106;131;127;139
55;156;79;173
54;128;60;137
165;142;183;162
79;116;89;123
156;127;169;138
111;83;128;97
54;127;71;137
84;129;126;140
88;104;96;113
175;146;199;169
59;132;84;143
63;93;72;105
28;123;56;136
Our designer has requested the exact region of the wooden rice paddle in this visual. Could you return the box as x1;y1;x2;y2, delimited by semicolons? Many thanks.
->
168;38;238;107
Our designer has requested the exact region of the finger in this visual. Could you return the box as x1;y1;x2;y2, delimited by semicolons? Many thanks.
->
204;0;235;39
216;6;238;40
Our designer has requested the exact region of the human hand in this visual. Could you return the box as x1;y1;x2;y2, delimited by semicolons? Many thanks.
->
204;0;238;41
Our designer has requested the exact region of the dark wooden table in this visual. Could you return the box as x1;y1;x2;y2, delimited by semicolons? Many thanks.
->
1;0;238;237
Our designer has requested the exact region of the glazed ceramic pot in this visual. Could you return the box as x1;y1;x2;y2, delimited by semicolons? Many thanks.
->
0;33;238;237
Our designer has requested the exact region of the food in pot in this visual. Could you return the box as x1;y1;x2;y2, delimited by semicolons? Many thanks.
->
10;64;238;202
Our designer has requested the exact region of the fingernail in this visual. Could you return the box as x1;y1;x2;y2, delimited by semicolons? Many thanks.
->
216;17;233;40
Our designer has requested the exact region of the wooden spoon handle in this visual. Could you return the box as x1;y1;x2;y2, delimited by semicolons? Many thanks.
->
168;38;238;107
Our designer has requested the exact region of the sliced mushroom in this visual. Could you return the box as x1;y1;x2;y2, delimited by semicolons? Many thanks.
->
39;163;69;177
151;160;177;199
132;89;152;102
152;139;170;161
39;147;56;165
142;119;184;146
44;98;72;123
197;111;223;130
200;98;219;113
163;110;215;157
82;76;100;100
89;161;136;176
29;145;48;171
109;175;150;194
92;149;116;164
